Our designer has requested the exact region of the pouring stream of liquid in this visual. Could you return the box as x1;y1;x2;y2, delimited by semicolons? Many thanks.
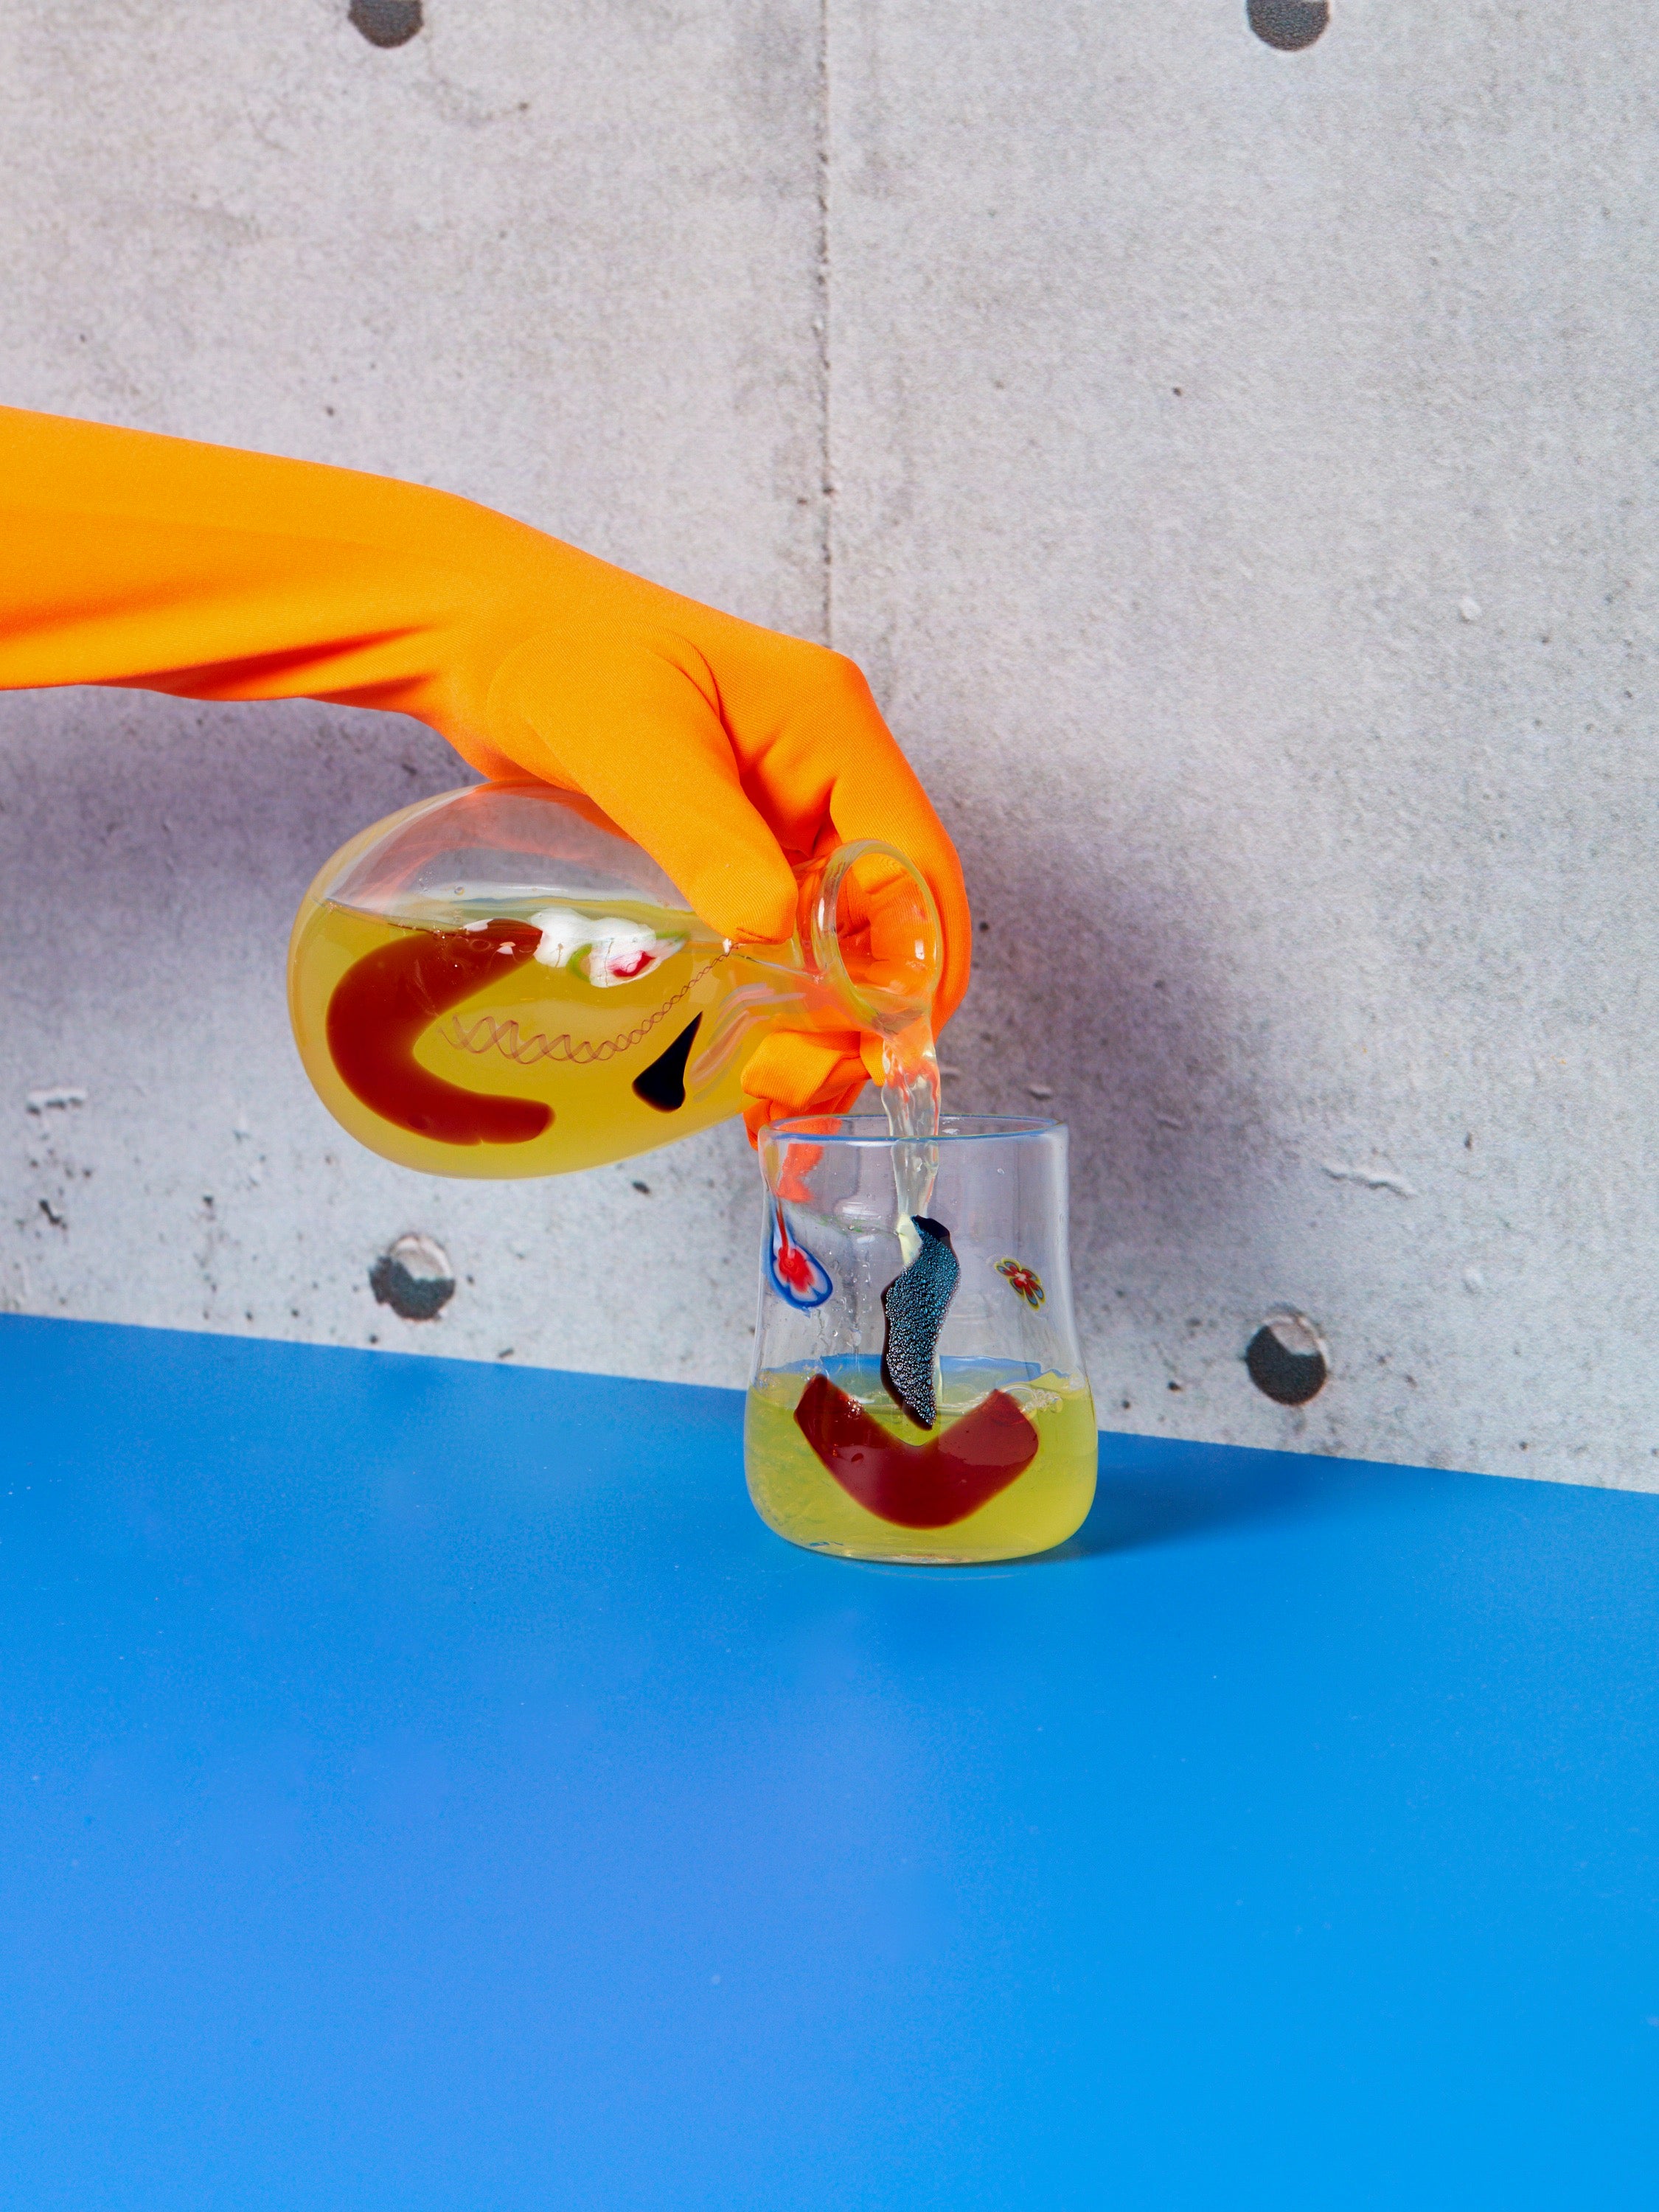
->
880;1015;942;1267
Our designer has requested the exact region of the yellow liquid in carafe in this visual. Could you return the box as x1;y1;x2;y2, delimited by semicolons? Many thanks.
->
288;894;754;1178
745;1358;1099;1564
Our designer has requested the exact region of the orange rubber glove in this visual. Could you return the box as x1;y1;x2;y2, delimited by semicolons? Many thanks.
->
0;406;969;1136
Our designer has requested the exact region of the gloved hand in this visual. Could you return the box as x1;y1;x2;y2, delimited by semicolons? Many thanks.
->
0;406;970;1133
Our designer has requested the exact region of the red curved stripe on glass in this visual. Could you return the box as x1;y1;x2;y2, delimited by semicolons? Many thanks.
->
793;1373;1039;1528
327;919;553;1147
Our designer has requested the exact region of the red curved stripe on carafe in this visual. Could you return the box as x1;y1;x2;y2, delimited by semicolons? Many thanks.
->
326;919;553;1147
793;1373;1040;1528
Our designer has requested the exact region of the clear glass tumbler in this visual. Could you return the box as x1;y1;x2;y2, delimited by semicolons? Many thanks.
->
746;1115;1098;1563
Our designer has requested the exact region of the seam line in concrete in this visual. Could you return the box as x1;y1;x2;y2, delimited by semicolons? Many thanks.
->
815;0;834;648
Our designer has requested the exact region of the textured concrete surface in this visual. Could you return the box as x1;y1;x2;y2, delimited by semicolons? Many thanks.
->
827;0;1659;1486
3;1;1655;1486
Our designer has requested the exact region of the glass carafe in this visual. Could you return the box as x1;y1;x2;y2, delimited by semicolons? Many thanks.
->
747;1115;1097;1563
288;782;940;1178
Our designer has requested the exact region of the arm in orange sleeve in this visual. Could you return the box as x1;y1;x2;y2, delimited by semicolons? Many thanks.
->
0;405;970;1132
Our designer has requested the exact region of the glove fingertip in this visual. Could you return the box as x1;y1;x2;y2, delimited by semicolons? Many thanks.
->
681;842;799;947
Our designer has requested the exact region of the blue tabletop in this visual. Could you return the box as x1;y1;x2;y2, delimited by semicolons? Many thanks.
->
2;1315;1656;2208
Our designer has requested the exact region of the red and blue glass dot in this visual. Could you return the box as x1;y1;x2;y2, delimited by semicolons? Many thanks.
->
768;1203;833;1310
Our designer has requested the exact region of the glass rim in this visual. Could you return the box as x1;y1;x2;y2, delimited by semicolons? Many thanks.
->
762;1112;1063;1147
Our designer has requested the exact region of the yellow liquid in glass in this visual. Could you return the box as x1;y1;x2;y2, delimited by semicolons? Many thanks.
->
745;1357;1098;1564
288;894;752;1178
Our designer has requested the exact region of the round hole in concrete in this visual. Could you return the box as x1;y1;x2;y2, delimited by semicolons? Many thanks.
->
349;0;424;49
371;1231;456;1321
1245;1311;1329;1405
1248;0;1329;52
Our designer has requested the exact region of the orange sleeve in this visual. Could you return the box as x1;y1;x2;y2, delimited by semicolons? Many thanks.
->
0;403;549;745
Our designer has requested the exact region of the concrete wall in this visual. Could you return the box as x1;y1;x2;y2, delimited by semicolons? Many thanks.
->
2;1;1655;1487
